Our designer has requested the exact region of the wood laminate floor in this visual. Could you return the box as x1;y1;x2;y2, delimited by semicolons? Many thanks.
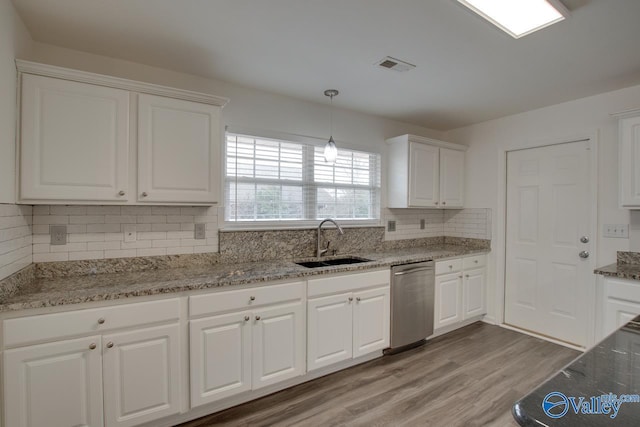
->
178;322;579;427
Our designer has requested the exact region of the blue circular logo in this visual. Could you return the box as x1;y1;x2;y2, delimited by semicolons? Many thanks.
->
542;392;569;419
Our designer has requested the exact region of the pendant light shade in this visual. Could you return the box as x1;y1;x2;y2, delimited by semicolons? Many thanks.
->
324;89;339;163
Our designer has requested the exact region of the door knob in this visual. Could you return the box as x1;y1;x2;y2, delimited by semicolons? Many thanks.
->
580;236;590;243
579;251;590;259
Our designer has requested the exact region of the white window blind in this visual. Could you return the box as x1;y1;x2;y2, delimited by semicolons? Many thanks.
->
225;133;381;223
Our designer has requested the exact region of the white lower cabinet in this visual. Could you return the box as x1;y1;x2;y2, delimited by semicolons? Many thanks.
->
3;298;182;427
307;270;390;372
188;282;305;408
602;277;640;338
434;255;487;332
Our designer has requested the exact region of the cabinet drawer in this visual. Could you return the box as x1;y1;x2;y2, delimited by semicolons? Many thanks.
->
605;278;640;302
463;255;486;270
189;282;304;317
4;298;180;348
435;258;462;275
307;270;390;298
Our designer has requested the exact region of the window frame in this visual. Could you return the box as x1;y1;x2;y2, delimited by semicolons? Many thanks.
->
222;127;382;229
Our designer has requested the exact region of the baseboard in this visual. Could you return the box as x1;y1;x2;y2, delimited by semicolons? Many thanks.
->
499;323;585;352
481;315;496;325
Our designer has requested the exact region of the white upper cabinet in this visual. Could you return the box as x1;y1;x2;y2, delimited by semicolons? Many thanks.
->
16;60;228;205
138;94;220;203
618;112;640;208
20;74;130;202
387;134;466;209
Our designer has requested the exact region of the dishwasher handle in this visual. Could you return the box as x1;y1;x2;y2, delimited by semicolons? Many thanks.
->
393;266;433;276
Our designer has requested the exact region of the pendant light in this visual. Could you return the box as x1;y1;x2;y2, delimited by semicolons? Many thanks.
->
323;89;339;163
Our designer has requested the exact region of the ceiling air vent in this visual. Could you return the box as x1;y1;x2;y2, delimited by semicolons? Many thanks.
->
376;56;416;72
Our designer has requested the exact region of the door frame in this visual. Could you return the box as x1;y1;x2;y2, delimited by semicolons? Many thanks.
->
495;131;599;348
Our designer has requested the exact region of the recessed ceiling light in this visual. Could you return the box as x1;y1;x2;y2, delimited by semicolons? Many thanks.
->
457;0;569;39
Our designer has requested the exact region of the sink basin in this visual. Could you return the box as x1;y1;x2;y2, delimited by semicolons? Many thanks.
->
295;257;372;268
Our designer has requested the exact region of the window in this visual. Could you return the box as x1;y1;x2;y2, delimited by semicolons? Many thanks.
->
225;132;381;223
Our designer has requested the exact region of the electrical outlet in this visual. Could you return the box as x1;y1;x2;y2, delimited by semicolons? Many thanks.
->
123;224;137;243
420;219;426;230
387;220;396;232
194;223;206;240
603;224;629;238
50;225;67;245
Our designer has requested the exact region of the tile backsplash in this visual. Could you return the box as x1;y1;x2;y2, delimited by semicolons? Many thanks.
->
0;204;32;280
31;205;218;262
383;208;491;241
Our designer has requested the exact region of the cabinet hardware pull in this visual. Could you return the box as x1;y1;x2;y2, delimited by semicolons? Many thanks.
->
89;343;96;350
459;275;463;279
474;260;478;264
435;202;439;205
348;297;354;302
442;201;446;205
118;190;125;196
449;265;453;269
106;342;114;348
255;316;261;321
250;296;256;301
465;274;469;278
244;316;250;321
356;297;361;302
97;318;105;324
142;192;148;197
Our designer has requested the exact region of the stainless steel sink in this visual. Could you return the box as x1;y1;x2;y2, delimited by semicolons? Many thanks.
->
295;257;371;268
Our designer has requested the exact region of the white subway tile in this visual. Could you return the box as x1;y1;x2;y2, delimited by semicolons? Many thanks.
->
104;249;137;259
67;224;87;234
151;223;181;232
33;243;50;254
152;239;181;248
138;232;167;240
32;206;50;215
167;215;194;223
105;215;137;224
166;246;194;255
70;215;105;224
86;206;122;215
88;241;122;251
121;206;152;215
69;233;105;243
50;242;87;253
193;245;217;254
69;251;104;261
120;240;152;249
32;234;51;244
50;206;87;215
151;207;182;215
87;224;121;233
32;225;50;234
33;252;69;262
181;223;195;231
104;233;124;241
137;215;166;224
33;215;68;225
167;231;192;239
137;248;167;257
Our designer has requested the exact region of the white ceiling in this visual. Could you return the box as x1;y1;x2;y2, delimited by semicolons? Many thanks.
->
11;0;640;130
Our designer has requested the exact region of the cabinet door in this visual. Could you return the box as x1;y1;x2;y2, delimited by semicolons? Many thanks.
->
20;74;130;202
408;142;439;207
603;299;640;338
4;336;104;427
439;148;464;208
463;267;486;319
307;293;353;371
102;324;181;427
619;115;640;206
252;302;305;389
189;311;252;407
138;94;220;203
434;272;463;329
353;286;390;358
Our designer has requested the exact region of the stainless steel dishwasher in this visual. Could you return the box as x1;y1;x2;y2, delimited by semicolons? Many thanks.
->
385;261;435;354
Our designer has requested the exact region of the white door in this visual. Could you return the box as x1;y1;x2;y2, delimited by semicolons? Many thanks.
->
252;302;305;389
408;142;439;207
505;140;593;346
434;272;463;329
439;148;465;208
352;286;390;358
138;94;220;203
307;293;353;371
4;336;104;427
20;74;130;202
102;324;181;427
189;312;251;407
463;268;486;319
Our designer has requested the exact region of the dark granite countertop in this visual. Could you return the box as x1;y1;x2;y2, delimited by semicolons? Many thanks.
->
594;251;640;281
0;244;488;313
513;316;640;426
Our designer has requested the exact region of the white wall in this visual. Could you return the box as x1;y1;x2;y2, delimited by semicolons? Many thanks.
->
0;0;31;203
445;83;640;322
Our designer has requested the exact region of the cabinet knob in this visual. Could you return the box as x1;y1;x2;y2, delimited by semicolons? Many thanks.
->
449;265;453;269
89;343;96;350
465;274;469;278
348;297;354;302
244;315;250;321
459;275;463;279
118;190;125;196
250;296;256;301
356;297;361;302
255;316;261;321
474;260;478;264
97;318;105;325
106;342;114;349
435;201;439;205
141;192;148;197
442;201;446;205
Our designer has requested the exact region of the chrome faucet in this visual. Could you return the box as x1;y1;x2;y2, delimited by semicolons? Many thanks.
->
317;218;344;258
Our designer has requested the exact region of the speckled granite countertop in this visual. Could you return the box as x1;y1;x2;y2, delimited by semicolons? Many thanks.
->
0;245;488;312
594;251;640;281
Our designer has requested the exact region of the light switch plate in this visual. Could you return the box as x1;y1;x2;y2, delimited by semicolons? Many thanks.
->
50;225;67;245
194;223;206;240
387;220;396;232
123;224;137;243
603;224;629;238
